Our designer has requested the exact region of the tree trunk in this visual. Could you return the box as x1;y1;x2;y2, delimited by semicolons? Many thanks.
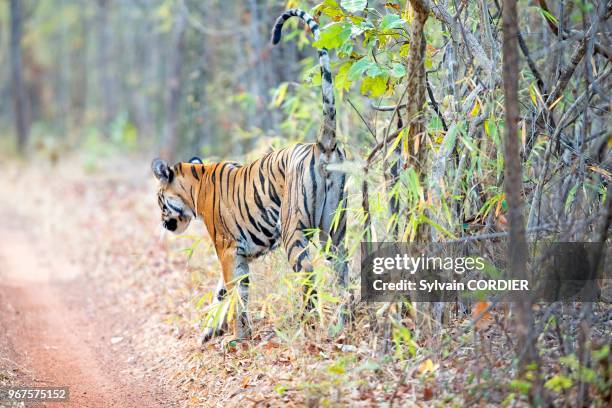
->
247;0;267;131
161;8;186;160
405;0;429;241
501;0;539;383
10;0;29;152
405;1;428;155
97;0;114;133
71;0;90;130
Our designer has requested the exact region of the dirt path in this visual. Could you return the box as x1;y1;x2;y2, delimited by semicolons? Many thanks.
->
0;163;177;407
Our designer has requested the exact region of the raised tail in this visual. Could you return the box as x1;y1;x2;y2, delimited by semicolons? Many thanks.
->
272;9;337;152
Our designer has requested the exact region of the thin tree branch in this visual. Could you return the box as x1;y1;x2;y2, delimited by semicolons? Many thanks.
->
370;102;407;112
525;2;612;159
347;97;376;141
545;3;610;107
517;30;546;94
447;224;556;243
537;0;612;62
426;72;449;131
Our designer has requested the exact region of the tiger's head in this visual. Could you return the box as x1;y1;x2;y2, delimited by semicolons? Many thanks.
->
151;157;203;234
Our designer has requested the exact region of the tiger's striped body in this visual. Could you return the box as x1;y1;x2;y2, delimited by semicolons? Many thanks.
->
152;9;347;341
167;144;345;263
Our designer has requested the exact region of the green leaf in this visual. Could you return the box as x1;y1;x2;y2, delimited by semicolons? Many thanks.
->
303;64;321;85
341;0;367;13
510;379;532;395
564;183;579;214
460;134;478;152
559;354;579;369
502;393;516;405
360;75;388;97
328;361;346;375
443;123;460;152
347;58;373;80
593;344;610;361
384;128;405;160
274;384;288;396
366;63;386;77
312;23;352;49
315;0;345;20
484;117;500;141
353;20;375;36
196;292;212;309
335;61;354;91
272;82;289;107
578;367;597;383
544;375;572;393
338;39;354;56
539;8;559;24
389;62;406;78
319;292;340;303
380;14;405;30
420;215;456;239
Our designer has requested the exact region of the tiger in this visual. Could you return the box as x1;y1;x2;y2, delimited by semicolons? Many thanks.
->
151;9;348;343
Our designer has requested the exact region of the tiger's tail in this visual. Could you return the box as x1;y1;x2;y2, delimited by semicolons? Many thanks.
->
272;9;337;152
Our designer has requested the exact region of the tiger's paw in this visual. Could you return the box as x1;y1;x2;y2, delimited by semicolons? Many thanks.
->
235;322;252;341
200;327;224;344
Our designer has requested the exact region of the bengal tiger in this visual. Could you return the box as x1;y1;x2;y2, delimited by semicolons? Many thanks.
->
151;9;348;342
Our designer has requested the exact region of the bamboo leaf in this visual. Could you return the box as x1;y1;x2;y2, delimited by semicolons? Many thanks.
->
420;215;456;239
539;8;559;24
384;128;405;160
272;82;289;107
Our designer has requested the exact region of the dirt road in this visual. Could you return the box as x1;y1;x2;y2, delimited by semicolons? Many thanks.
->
0;159;177;407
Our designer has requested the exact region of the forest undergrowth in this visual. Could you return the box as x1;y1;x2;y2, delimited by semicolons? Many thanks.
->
1;152;608;407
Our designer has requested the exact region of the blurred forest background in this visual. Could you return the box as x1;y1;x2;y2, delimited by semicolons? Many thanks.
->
1;0;315;160
0;0;610;406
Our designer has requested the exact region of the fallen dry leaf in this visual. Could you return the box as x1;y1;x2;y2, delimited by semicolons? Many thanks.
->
262;341;280;350
241;376;250;388
423;386;434;401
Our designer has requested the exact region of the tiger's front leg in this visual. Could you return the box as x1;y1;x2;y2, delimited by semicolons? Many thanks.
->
200;277;228;344
217;249;252;340
200;250;251;343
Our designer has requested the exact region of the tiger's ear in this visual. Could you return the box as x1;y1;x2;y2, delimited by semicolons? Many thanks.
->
189;156;203;164
151;158;174;184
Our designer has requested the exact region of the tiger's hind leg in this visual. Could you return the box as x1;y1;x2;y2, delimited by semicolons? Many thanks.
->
319;169;350;328
283;227;317;312
230;254;251;340
281;199;317;313
319;170;348;287
280;152;323;313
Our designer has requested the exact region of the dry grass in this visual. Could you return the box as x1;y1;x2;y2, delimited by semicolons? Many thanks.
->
0;153;609;407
